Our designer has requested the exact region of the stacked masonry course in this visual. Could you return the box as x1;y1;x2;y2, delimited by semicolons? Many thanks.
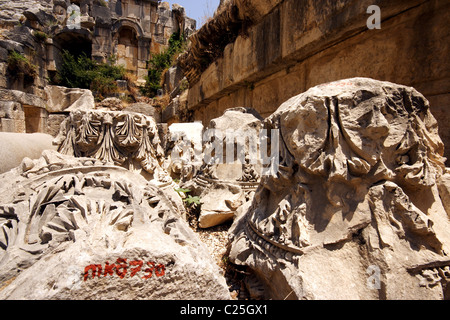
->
0;0;195;135
178;0;450;164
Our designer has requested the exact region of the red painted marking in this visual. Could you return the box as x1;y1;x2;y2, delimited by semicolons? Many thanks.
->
83;258;166;281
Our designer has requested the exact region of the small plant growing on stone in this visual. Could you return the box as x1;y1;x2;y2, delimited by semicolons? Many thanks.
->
175;187;202;229
33;31;48;43
141;32;187;97
7;50;37;85
175;188;201;208
184;194;201;207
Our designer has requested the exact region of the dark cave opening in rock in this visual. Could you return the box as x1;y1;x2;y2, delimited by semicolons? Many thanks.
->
49;29;93;83
53;30;93;66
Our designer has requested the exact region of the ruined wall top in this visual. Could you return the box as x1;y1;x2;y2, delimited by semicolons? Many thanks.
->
179;0;282;84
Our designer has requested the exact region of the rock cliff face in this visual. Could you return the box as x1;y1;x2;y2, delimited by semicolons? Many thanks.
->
229;78;450;300
0;0;196;137
0;0;52;26
0;0;196;97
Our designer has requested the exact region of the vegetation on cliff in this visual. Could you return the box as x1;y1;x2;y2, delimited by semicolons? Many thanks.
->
7;50;38;86
141;32;186;97
53;51;126;100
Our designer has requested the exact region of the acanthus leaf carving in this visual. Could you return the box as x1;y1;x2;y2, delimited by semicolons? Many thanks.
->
229;78;450;300
54;110;170;184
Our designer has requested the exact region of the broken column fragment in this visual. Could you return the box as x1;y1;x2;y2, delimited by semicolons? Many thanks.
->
53;109;171;185
183;107;264;228
0;150;230;300
229;78;450;300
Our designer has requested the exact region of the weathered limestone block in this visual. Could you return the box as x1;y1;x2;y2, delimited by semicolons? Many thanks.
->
0;132;56;174
229;78;450;299
0;62;7;88
0;0;53;24
201;107;264;183
0;88;47;134
0;88;45;109
438;169;450;218
198;181;246;229
163;65;184;96
95;97;124;111
46;114;67;137
0;39;24;55
23;8;56;28
0;150;230;300
0;101;24;132
53;109;171;185
125;102;161;123
166;122;204;182
184;107;264;228
45;85;95;113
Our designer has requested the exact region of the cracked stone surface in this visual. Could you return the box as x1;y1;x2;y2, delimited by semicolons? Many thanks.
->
229;78;450;300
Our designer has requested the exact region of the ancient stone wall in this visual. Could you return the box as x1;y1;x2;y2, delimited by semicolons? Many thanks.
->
0;0;196;135
182;0;450;163
0;0;196;95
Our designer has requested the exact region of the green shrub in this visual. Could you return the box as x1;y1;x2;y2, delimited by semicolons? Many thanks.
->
168;31;186;56
7;50;37;84
141;32;186;97
33;31;48;43
57;51;95;89
55;50;125;100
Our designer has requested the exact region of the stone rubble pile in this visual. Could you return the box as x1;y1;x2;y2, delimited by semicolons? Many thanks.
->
1;77;450;300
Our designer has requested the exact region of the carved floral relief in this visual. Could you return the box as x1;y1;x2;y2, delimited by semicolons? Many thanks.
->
54;110;170;184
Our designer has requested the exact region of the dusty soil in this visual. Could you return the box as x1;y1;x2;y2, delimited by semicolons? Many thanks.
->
187;210;251;300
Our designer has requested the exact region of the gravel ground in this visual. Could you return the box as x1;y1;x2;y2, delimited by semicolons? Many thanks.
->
188;217;251;300
195;223;231;269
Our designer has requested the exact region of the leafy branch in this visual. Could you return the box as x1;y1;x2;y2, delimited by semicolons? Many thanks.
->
174;188;201;208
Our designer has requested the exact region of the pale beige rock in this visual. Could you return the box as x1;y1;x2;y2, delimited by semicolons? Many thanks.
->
198;182;244;229
184;107;263;228
96;97;124;111
125;102;161;123
0;89;45;109
438;169;450;218
0;132;57;173
45;85;95;113
166;122;204;182
229;78;450;300
0;150;230;300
